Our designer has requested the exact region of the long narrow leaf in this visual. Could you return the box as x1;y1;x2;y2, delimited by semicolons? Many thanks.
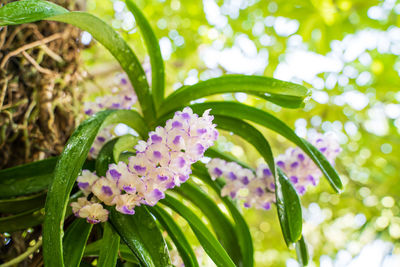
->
159;75;309;115
98;222;120;267
0;157;57;198
160;194;236;267
296;236;309;266
0;208;44;233
0;0;156;123
174;182;242;266
42;109;146;267
148;205;199;267
212;115;276;176
109;206;171;267
84;240;139;264
125;0;165;109
0;191;46;213
0;158;94;198
191;163;254;267
275;169;302;245
205;148;251;169
63;218;93;267
189;102;343;192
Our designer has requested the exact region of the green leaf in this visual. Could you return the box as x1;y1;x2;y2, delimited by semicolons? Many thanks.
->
109;206;171;267
0;158;94;198
275;169;302;245
84;240;139;264
0;157;57;198
95;138;120;177
296;236;309;266
0;0;156;123
160;194;236;267
113;134;138;162
191;163;254;267
148;205;199;267
174;182;242;266
212;115;276;176
0;191;46;214
189;102;343;193
159;75;309;116
63;218;93;267
0;208;44;233
42;109;146;267
205;148;252;170
0;0;67;25
98;222;120;267
125;0;165;110
95;135;138;177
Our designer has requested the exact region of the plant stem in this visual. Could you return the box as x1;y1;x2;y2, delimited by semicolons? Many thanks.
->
0;238;42;267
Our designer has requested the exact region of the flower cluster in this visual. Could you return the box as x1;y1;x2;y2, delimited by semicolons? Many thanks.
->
275;132;341;194
83;73;137;116
71;107;218;223
206;132;341;210
207;159;275;210
83;74;137;158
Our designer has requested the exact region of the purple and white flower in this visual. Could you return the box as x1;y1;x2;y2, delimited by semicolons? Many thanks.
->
71;107;218;222
84;74;138;158
206;131;341;210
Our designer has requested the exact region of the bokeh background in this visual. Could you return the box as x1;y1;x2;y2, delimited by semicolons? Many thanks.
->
80;0;400;266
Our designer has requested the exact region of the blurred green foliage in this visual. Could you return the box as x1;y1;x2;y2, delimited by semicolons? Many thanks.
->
82;0;400;266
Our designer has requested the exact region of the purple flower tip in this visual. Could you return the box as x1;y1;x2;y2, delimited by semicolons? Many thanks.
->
151;135;162;143
213;167;223;176
173;135;181;145
307;175;316;186
158;175;168;181
291;162;299;168
122;206;135;215
123;185;135;193
270;182;275;190
297;186;306;195
197;128;207;134
228;172;237;180
97;136;106;142
179;174;189;182
152;189;164;200
256;187;264;196
134;165;146;173
87;218;100;224
196;144;205;155
153;151;162;159
182;113;190;119
78;182;89;189
102;185;113;196
109;169;121;180
242;176;250;185
178;157;186;168
263;168;272;176
230;191;237;198
172;121;183;128
290;176;298;184
263;202;271;210
244;202;251;208
297;153;305;161
277;161;285;168
166;181;175;189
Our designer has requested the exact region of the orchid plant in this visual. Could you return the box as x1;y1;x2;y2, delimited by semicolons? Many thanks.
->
0;1;343;266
